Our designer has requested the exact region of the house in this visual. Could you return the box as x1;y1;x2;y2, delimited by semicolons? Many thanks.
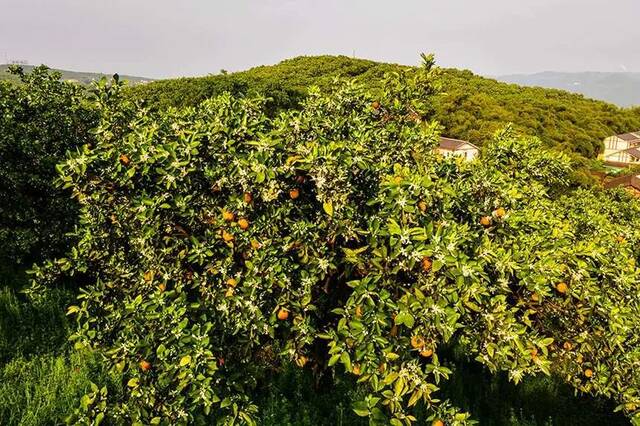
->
437;137;479;160
604;174;640;196
603;132;640;166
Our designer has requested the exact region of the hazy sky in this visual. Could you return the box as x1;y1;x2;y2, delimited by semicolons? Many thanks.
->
1;0;639;78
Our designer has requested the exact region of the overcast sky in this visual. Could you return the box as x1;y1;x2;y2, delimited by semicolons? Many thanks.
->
1;0;639;79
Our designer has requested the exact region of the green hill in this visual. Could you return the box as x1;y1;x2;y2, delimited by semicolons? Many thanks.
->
128;55;640;162
0;64;153;86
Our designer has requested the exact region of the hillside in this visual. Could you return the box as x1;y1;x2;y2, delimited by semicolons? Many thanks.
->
497;72;640;108
0;64;152;85
128;56;640;161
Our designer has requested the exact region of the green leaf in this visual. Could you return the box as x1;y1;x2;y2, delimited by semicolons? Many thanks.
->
180;355;192;367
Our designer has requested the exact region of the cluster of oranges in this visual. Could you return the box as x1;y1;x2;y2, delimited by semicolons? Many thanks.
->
410;335;434;358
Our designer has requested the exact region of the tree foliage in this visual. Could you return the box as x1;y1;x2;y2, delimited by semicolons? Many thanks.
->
0;66;97;264
31;57;640;425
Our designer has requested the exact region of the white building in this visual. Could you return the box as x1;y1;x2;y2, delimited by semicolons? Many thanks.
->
437;137;479;160
603;132;640;166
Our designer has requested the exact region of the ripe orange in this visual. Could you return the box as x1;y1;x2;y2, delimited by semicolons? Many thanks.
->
555;282;568;294
563;341;573;351
480;216;492;227
226;278;237;288
355;305;363;317
352;363;362;376
143;270;154;282
238;218;250;230
418;201;428;212
158;283;166;292
277;308;289;321
139;360;151;371
420;348;433;358
251;240;262;250
584;368;593;378
432;420;444;426
119;154;130;166
421;256;432;272
243;192;253;203
372;101;381;110
531;293;540;302
494;207;506;218
222;210;235;222
289;188;300;199
222;230;234;242
411;335;425;349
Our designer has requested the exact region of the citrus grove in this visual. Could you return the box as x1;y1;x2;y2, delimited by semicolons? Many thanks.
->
29;56;640;425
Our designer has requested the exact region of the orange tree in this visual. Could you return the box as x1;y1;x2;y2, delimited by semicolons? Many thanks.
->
32;57;640;425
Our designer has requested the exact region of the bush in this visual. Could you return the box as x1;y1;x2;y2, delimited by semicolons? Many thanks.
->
0;66;97;265
35;57;640;425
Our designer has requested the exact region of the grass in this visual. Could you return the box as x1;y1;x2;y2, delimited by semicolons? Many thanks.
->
0;351;110;426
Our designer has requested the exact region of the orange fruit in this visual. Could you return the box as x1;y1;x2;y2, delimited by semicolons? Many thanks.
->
372;101;381;110
352;363;362;376
139;360;151;371
531;293;540;302
563;341;573;351
616;235;626;243
418;201;428;212
119;154;130;166
277;308;289;321
355;305;363;317
494;207;506;218
251;240;262;250
238;218;250;230
420;348;433;358
421;256;432;272
158;283;166;292
584;368;593;378
226;278;237;288
243;192;253;203
555;282;568;294
289;188;300;199
411;335;425;349
222;230;234;242
432;420;444;426
143;270;154;282
222;210;235;222
480;216;492;227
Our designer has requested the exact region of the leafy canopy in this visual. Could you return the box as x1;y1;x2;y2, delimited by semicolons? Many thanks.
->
34;56;640;425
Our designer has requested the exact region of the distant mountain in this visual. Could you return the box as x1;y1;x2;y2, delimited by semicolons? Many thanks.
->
496;72;640;108
0;64;153;85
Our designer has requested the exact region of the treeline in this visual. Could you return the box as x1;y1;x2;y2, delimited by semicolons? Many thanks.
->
129;55;640;160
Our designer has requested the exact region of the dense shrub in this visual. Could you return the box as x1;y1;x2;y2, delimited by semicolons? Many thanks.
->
33;57;640;425
0;66;97;265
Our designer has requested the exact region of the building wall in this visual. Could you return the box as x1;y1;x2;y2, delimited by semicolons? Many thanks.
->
436;144;479;160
